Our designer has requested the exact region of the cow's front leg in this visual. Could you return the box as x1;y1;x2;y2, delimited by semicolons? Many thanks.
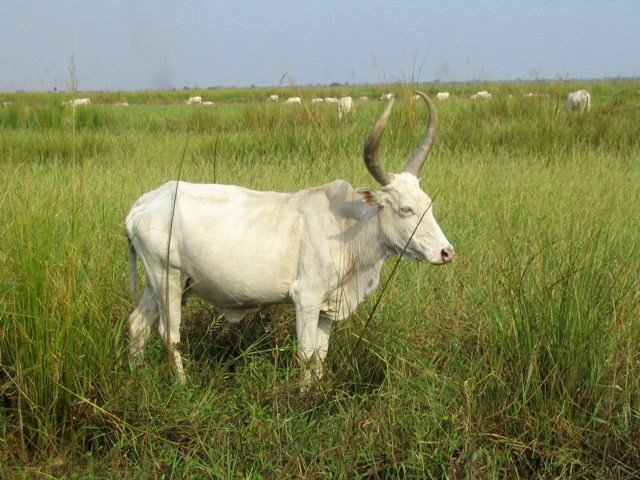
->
314;314;333;380
292;291;322;391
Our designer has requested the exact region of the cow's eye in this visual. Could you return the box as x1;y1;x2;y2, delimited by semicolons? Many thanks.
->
400;206;414;216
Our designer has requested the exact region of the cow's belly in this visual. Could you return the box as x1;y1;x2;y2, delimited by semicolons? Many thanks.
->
173;192;302;308
187;257;294;308
180;227;298;308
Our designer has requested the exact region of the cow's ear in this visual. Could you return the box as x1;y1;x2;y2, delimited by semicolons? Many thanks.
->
356;188;383;207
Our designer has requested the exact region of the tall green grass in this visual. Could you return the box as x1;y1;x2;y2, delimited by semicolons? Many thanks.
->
1;80;639;477
484;217;639;472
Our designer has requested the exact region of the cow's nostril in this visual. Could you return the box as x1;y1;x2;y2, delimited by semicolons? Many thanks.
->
441;246;455;263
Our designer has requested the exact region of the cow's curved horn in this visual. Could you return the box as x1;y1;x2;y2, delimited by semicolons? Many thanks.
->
403;91;438;178
363;98;394;186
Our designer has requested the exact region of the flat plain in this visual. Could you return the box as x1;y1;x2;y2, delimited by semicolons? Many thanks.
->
1;81;639;478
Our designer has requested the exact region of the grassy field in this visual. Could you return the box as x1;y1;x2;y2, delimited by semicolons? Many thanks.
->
1;80;639;478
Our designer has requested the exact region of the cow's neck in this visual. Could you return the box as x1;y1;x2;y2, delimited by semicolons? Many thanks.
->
351;208;388;271
329;203;388;320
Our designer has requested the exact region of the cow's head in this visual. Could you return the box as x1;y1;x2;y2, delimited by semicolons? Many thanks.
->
358;91;454;265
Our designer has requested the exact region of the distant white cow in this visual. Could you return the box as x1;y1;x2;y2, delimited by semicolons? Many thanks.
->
436;92;450;101
202;101;215;105
125;91;454;388
324;97;338;103
115;102;129;106
186;96;202;105
359;96;369;101
285;97;301;104
267;94;279;103
311;98;324;104
471;91;491;100
337;96;354;119
66;98;91;106
565;90;591;112
379;93;394;101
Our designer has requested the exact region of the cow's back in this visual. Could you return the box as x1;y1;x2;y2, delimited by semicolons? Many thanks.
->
126;182;306;307
126;180;363;308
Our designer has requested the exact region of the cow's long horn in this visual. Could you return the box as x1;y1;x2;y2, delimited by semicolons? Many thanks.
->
363;98;394;186
403;91;438;178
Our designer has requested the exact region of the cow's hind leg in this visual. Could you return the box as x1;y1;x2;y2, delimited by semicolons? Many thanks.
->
128;286;159;363
156;269;187;384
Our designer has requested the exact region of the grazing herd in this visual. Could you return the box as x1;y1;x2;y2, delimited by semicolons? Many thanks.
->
265;89;594;112
41;89;595;119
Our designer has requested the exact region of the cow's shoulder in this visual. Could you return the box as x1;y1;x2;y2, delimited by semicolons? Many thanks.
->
300;180;354;203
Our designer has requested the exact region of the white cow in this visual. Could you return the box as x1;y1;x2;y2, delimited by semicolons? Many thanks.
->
324;97;339;103
471;91;491;100
202;101;215;105
565;90;591;112
285;97;301;104
379;92;394;101
436;92;450;101
311;98;324;104
125;91;455;389
267;94;279;103
65;97;91;106
186;96;202;105
359;96;369;101
337;96;354;119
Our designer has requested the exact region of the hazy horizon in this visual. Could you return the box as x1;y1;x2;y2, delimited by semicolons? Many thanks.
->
2;1;639;93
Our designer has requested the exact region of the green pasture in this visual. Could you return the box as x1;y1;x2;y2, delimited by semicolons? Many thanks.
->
1;81;639;478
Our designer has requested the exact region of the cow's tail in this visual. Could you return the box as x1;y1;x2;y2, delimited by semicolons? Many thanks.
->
126;232;138;303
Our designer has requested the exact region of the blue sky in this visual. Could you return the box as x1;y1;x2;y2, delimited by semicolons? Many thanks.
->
1;1;638;92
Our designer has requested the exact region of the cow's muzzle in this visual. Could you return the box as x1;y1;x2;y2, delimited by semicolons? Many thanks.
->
440;245;455;264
